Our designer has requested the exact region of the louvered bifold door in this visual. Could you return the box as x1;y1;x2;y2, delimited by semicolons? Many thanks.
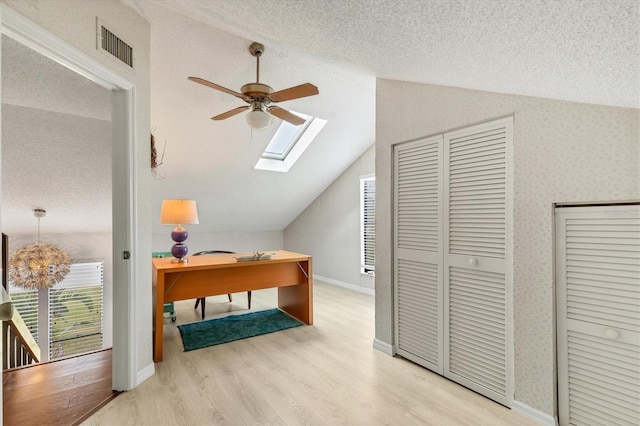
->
556;206;640;426
443;117;514;406
394;135;444;374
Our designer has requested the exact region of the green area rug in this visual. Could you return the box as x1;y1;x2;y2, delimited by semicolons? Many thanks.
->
178;308;303;352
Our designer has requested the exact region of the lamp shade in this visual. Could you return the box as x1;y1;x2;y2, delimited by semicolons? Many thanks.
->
160;200;199;225
246;108;271;129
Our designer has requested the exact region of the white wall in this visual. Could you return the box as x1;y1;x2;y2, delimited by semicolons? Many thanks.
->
0;0;152;380
8;232;113;347
284;144;375;292
152;230;283;255
375;79;639;417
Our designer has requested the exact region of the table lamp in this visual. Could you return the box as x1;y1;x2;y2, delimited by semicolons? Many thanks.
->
160;199;199;263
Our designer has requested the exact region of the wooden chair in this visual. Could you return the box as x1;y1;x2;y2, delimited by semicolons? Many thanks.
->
192;250;252;320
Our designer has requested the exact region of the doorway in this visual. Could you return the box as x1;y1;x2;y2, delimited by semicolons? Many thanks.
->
1;34;113;362
0;4;138;396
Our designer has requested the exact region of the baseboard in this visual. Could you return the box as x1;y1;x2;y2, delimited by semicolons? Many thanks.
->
372;338;395;355
313;274;375;295
136;362;155;386
512;401;557;426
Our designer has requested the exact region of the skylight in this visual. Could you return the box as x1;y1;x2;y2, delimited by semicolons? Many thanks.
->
255;111;326;173
262;112;313;160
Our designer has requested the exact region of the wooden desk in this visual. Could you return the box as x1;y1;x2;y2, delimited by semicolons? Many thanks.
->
152;250;313;362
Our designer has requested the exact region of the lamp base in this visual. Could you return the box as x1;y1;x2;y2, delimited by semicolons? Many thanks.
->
170;237;189;263
171;257;188;264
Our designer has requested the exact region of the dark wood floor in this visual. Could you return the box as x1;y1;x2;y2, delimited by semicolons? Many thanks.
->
3;349;119;426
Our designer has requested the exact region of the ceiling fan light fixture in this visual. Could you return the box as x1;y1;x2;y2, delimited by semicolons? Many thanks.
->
246;105;271;129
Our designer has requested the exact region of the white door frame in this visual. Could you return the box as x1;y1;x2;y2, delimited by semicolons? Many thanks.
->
0;4;138;393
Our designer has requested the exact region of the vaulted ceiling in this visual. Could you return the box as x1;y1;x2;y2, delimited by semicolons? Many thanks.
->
137;0;638;108
2;0;637;235
139;2;376;233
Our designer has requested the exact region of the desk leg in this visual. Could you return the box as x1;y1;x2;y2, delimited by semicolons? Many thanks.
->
153;272;165;362
278;259;313;325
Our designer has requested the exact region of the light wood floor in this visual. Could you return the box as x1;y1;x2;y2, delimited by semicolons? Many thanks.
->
84;281;536;426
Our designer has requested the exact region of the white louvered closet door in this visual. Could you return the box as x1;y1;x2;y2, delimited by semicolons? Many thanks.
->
443;117;513;406
556;206;640;426
394;135;444;374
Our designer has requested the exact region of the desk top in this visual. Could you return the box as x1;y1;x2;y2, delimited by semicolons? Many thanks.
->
152;250;311;273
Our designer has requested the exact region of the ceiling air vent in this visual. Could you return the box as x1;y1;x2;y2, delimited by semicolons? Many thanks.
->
97;19;134;68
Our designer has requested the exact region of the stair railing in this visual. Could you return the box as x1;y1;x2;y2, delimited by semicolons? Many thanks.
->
1;286;40;369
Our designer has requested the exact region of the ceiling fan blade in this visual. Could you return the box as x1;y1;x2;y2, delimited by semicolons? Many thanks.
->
212;106;249;121
188;76;245;99
268;83;319;102
268;106;306;125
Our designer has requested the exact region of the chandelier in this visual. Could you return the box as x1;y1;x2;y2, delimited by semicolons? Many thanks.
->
8;209;71;290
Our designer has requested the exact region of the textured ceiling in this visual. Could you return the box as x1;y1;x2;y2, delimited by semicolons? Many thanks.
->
133;0;639;108
2;0;638;236
131;0;638;234
2;37;110;122
2;36;112;235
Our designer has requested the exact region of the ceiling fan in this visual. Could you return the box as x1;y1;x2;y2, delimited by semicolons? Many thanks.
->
188;42;319;129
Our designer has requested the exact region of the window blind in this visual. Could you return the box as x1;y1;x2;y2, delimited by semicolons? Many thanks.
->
361;176;376;273
48;261;104;360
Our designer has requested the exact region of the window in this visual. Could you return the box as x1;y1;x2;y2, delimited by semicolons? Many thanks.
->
255;111;327;172
261;112;313;160
361;175;376;274
49;261;103;360
9;260;104;361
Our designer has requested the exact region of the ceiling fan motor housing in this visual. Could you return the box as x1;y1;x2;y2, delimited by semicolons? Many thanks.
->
241;83;274;100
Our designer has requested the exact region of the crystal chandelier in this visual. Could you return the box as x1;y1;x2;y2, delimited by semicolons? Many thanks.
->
8;209;71;290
